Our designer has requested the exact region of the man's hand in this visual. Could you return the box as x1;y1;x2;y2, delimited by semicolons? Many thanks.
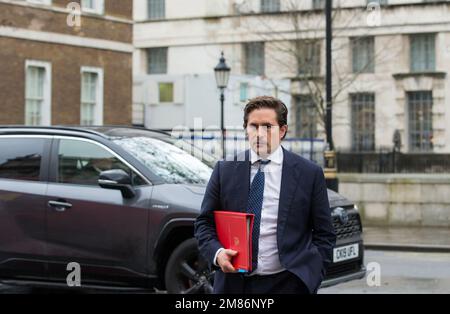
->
216;249;238;273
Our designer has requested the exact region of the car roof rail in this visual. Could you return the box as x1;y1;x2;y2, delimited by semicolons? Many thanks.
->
79;125;173;137
0;125;173;138
0;125;108;138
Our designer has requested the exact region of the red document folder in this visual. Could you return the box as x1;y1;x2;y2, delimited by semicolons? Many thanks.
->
213;211;254;272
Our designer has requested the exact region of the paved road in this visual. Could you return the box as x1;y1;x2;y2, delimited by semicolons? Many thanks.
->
1;250;449;294
320;250;450;294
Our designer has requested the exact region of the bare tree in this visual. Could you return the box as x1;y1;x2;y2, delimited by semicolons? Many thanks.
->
235;0;397;139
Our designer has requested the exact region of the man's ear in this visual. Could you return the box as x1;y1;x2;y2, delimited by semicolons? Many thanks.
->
281;125;288;139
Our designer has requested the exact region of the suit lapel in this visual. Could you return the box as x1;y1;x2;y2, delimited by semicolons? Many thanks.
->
233;149;250;213
277;147;300;240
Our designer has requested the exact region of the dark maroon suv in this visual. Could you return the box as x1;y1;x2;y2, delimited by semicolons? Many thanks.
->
0;126;365;293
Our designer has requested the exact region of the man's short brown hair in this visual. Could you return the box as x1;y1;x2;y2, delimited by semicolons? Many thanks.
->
243;96;288;139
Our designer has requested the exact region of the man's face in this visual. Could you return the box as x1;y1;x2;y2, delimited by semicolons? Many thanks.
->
246;108;288;157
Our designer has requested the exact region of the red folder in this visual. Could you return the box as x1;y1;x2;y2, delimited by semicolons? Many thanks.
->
214;211;254;272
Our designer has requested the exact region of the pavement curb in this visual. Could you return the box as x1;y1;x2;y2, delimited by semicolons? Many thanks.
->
364;243;450;253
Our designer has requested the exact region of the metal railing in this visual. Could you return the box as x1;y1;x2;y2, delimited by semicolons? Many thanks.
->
337;150;450;173
163;129;326;166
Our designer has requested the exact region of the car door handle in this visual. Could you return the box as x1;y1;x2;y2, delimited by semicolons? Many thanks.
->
48;200;72;212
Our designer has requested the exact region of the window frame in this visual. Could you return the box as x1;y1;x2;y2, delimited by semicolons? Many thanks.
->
410;33;436;73
26;0;52;6
350;93;376;152
25;60;52;126
147;47;168;74
49;136;151;187
80;66;104;126
295;40;321;76
407;91;434;152
240;82;249;102
351;36;375;74
81;0;105;15
147;0;166;20
243;42;265;76
312;0;325;10
294;95;318;139
261;0;280;13
158;82;174;103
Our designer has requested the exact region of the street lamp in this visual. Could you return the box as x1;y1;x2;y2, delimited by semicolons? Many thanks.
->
214;52;231;159
324;0;339;192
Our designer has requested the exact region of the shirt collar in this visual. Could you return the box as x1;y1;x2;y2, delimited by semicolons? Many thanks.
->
250;144;284;165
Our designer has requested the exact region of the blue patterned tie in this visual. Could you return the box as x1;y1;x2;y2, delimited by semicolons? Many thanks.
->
247;159;271;272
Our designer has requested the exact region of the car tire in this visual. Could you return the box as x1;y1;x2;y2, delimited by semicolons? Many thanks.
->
164;238;214;294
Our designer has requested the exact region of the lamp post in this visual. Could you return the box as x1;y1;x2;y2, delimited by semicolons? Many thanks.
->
214;52;231;159
324;0;339;192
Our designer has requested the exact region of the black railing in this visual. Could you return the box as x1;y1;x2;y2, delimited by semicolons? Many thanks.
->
337;150;450;173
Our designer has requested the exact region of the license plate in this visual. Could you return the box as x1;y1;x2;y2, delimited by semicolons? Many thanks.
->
333;243;359;263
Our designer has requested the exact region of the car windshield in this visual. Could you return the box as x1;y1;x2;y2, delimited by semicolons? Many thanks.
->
112;136;214;185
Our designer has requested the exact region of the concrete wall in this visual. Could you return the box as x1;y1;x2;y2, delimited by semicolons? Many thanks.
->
338;173;450;227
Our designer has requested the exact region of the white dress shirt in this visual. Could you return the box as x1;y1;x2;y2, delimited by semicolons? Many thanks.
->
214;145;286;276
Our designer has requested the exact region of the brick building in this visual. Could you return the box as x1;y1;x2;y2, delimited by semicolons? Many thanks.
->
0;0;133;126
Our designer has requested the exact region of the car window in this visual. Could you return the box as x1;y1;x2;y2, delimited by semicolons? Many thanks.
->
57;139;146;186
0;137;45;182
112;136;213;185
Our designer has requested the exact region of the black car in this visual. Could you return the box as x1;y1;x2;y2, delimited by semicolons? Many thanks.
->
0;126;365;293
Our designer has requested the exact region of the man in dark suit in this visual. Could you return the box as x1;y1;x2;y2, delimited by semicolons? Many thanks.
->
194;96;336;294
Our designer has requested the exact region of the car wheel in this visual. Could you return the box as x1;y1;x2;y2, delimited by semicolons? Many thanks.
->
164;238;214;294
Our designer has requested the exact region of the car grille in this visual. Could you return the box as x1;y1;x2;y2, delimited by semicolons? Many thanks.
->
325;260;362;278
332;209;362;240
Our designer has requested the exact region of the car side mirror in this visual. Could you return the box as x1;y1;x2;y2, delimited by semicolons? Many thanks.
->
98;169;136;199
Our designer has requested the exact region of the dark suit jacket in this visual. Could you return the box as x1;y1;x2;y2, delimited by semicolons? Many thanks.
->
194;146;336;294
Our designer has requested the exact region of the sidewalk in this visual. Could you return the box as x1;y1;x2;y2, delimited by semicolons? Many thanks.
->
363;226;450;253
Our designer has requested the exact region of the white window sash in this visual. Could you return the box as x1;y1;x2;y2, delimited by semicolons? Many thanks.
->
25;60;52;126
81;0;105;15
27;0;52;5
80;67;103;126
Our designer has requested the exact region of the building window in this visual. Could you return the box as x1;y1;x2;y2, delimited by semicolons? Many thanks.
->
159;83;174;103
81;67;103;126
351;36;374;73
410;34;435;72
408;91;433;152
132;103;145;126
244;42;265;76
261;0;280;13
312;0;325;10
147;48;168;74
25;60;51;126
240;83;249;102
366;0;388;5
26;0;52;5
81;0;104;14
148;0;165;19
296;40;321;76
351;93;375;152
295;95;318;139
